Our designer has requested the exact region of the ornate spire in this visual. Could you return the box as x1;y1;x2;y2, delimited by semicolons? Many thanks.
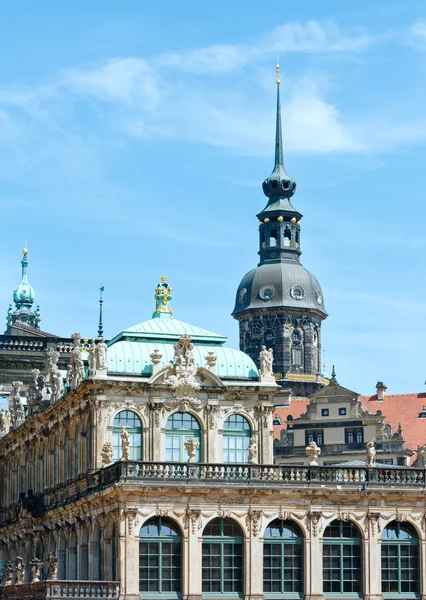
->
152;276;173;319
6;244;40;332
98;285;104;338
262;64;296;201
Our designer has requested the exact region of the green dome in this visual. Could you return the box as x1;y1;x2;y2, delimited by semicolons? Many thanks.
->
13;251;34;308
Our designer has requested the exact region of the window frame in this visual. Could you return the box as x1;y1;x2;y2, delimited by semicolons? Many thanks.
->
165;412;201;463
322;520;363;598
112;410;142;461
223;415;251;464
381;521;420;598
263;519;304;598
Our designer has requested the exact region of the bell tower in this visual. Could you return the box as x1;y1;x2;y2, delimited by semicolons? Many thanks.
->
232;66;328;397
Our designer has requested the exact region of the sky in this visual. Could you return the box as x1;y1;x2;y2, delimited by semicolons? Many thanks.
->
0;0;425;395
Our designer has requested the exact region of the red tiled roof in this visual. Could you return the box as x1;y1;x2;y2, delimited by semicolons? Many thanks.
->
273;392;426;466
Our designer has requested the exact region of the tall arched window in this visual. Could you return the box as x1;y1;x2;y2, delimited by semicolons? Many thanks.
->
112;411;142;461
323;520;362;596
85;420;91;472
382;521;419;596
263;519;304;597
63;437;68;483
202;518;243;596
73;426;79;479
139;517;182;597
223;415;251;463
166;412;201;462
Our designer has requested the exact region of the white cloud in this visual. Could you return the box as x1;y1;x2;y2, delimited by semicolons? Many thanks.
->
410;19;426;45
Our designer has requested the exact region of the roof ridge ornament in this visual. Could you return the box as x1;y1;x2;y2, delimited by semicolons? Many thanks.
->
153;276;173;319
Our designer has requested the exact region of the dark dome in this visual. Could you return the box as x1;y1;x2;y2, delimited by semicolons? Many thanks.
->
232;261;327;317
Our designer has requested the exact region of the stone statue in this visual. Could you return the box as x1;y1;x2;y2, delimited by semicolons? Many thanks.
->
248;437;258;464
15;556;25;584
366;441;376;467
0;408;11;436
259;345;274;381
47;350;63;403
173;334;196;369
101;441;113;466
10;380;25;429
306;441;321;466
27;368;40;406
184;438;199;462
70;333;85;390
30;558;42;583
46;554;58;580
88;339;97;377
205;351;217;370
6;304;13;328
96;337;108;373
4;561;13;586
154;276;173;316
65;365;73;391
120;426;130;460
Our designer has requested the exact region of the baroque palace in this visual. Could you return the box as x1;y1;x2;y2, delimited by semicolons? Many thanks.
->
1;67;426;600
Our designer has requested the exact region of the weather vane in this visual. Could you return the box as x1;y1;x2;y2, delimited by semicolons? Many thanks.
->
276;63;280;85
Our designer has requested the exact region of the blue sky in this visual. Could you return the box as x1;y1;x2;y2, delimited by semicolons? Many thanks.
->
0;0;425;395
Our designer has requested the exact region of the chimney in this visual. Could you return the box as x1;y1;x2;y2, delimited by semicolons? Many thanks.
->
376;381;387;401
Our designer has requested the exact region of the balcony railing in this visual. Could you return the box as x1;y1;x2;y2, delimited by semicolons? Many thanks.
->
1;461;425;527
0;580;120;600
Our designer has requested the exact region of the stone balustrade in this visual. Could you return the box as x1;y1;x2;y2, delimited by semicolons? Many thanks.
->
2;461;424;527
0;581;120;600
0;337;46;352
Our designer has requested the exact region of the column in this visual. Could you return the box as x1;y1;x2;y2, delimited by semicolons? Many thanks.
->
245;534;264;600
305;518;324;600
420;538;426;600
119;510;139;600
183;512;202;600
364;516;383;600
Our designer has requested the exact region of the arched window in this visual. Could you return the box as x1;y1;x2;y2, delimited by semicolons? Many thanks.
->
270;228;278;247
63;437;68;483
112;411;142;461
223;415;251;463
202;518;243;596
85;420;91;472
284;228;291;247
139;517;182;597
166;413;201;462
73;426;79;479
263;519;304;597
382;521;419;596
323;520;362;596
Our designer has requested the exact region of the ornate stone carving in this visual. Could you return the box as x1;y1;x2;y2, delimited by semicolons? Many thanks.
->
366;441;376;467
149;400;165;427
306;441;321;466
185;509;202;534
46;554;58;580
96;337;108;374
0;408;11;436
15;557;25;584
205;351;217;371
4;561;13;586
367;512;382;537
101;442;113;466
246;509;262;536
164;335;201;407
10;381;25;429
30;558;42;583
308;511;322;537
248;437;258;464
27;368;44;410
184;438;199;462
88;340;97;377
126;508;138;535
259;345;274;382
46;349;63;403
173;334;196;368
70;333;85;390
120;426;130;460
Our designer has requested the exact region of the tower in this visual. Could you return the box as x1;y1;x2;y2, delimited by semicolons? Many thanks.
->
5;244;41;333
232;66;328;396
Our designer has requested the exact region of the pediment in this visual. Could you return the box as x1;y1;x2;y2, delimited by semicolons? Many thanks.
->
311;381;359;401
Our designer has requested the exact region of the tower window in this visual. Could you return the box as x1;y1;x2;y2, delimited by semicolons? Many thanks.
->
284;228;291;247
269;229;278;247
292;348;302;366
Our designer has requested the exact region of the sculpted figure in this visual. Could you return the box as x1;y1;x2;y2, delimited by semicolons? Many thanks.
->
101;441;113;466
30;558;42;583
184;437;200;462
27;368;40;406
88;339;97;377
70;333;85;389
259;345;274;378
120;426;130;460
46;554;58;580
248;437;258;464
306;441;321;466
47;350;63;403
66;365;73;391
15;556;25;584
366;441;376;467
96;337;108;372
10;380;25;428
4;561;13;585
0;409;11;435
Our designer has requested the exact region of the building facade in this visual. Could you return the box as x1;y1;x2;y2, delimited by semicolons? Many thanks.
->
232;67;328;398
0;283;426;600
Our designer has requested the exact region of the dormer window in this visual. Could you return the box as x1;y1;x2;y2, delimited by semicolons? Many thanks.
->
418;407;426;418
273;417;282;426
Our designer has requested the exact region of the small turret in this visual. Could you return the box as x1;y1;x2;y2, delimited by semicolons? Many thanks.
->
5;244;41;332
152;276;173;319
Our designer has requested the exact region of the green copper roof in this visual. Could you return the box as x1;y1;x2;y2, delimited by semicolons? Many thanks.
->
107;341;258;380
108;317;227;346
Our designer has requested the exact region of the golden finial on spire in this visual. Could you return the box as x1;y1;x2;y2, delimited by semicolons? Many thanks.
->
276;63;280;85
161;275;167;282
23;240;28;255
